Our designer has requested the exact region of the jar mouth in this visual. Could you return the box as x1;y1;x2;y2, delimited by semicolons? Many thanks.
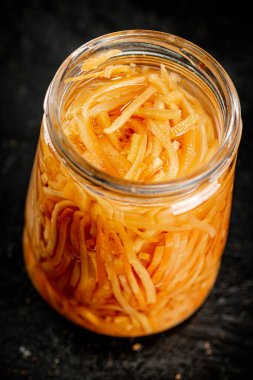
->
45;30;242;197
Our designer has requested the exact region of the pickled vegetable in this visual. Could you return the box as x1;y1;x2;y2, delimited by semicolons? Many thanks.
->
23;51;234;336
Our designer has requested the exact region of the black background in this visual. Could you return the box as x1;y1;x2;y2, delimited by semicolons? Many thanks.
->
1;1;253;379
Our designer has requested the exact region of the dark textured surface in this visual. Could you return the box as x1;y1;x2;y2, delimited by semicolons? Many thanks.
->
0;1;252;379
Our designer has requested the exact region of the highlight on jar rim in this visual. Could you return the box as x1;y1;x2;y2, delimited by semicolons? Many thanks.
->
23;30;242;337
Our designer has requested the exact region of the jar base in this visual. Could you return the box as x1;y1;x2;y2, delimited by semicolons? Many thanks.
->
23;228;220;338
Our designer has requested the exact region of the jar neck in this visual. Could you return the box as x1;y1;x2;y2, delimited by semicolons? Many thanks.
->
44;30;242;198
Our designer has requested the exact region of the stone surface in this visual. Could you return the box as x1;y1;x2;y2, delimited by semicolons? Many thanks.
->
1;1;252;379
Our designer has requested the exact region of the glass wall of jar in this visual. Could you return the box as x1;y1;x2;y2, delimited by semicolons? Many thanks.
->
23;31;242;337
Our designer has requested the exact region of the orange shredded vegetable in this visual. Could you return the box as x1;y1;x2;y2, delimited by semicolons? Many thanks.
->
23;50;235;337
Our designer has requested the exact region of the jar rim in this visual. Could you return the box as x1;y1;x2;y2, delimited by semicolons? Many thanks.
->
45;30;242;197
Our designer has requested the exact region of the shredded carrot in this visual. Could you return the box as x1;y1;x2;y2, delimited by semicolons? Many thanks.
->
61;60;216;181
170;113;199;138
104;86;157;134
134;107;181;121
81;49;122;72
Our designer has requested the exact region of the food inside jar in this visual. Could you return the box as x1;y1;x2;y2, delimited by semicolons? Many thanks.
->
62;50;219;182
24;50;234;336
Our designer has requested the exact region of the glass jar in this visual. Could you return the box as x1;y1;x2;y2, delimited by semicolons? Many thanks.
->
23;30;242;337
